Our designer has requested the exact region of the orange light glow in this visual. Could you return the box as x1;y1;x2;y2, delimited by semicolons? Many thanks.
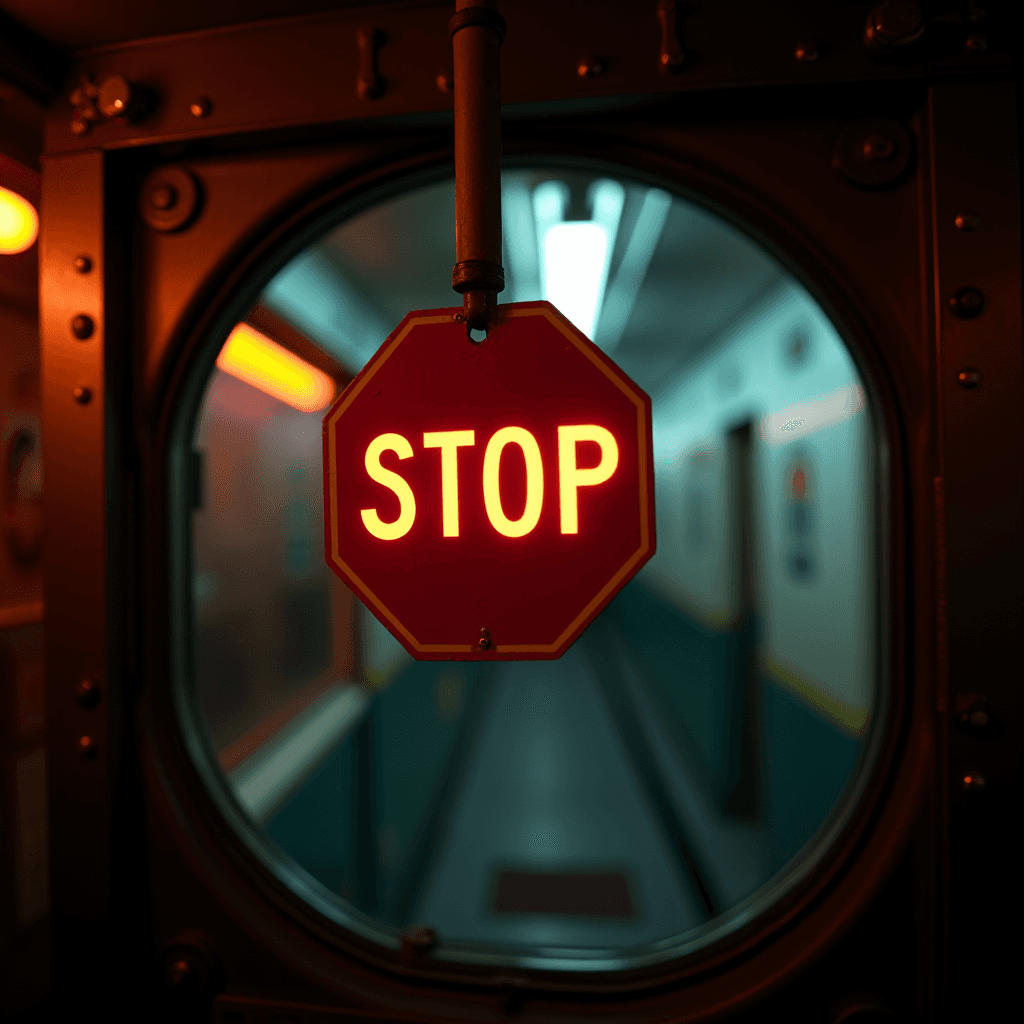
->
216;323;335;413
0;186;38;254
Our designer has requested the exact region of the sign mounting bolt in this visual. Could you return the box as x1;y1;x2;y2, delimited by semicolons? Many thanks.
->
477;627;492;651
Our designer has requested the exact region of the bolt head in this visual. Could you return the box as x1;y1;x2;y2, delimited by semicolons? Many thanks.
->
954;212;981;232
957;368;981;388
75;679;101;706
189;97;211;118
862;134;896;162
78;735;98;759
401;925;438;954
70;119;90;136
149;183;178;211
866;0;925;50
71;314;94;340
794;41;819;62
577;57;605;78
73;386;92;406
962;773;986;791
435;73;454;94
97;74;134;120
950;286;985;319
158;942;219;1004
74;255;92;273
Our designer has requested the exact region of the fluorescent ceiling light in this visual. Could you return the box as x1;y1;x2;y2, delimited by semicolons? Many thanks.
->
532;179;624;340
217;323;335;413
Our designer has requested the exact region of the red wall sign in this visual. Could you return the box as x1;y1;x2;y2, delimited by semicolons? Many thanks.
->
322;300;655;660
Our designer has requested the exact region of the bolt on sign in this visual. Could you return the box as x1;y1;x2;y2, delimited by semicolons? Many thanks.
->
322;301;655;660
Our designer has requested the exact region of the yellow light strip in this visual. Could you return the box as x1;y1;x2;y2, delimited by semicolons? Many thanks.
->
217;323;335;413
0;186;38;255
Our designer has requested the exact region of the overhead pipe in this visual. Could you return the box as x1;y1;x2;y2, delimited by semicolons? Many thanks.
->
450;0;506;334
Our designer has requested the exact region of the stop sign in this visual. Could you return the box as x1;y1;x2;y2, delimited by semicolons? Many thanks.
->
322;300;655;660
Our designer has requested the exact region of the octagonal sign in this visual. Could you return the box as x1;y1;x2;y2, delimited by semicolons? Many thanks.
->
323;300;655;660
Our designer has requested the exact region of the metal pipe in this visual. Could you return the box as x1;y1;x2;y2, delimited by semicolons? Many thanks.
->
450;0;505;333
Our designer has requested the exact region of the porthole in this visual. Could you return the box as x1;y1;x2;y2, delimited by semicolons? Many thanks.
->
175;163;884;975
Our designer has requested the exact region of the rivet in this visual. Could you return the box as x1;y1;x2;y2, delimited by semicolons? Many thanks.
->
577;57;605;78
477;626;492;651
74;254;93;273
954;212;980;232
401;925;437;955
862;133;896;162
965;33;988;53
954;693;992;734
75;679;101;707
435;72;454;94
139;167;200;233
950;286;984;319
957;368;981;388
962;772;985;791
73;386;92;405
189;96;211;118
78;735;98;759
794;41;819;62
149;184;178;211
70;119;90;137
97;74;136;120
71;314;94;340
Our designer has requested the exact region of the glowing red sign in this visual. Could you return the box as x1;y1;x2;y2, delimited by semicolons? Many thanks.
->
322;300;655;660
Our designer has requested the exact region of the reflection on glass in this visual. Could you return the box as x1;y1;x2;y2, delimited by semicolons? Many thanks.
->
186;168;878;969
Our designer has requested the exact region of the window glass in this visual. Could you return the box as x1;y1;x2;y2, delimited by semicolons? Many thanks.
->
185;167;879;970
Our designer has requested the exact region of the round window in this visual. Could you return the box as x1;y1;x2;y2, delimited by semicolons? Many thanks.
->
181;165;882;972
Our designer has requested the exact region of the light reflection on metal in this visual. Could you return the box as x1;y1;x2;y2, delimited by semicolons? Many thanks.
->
0;187;39;254
217;323;335;413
